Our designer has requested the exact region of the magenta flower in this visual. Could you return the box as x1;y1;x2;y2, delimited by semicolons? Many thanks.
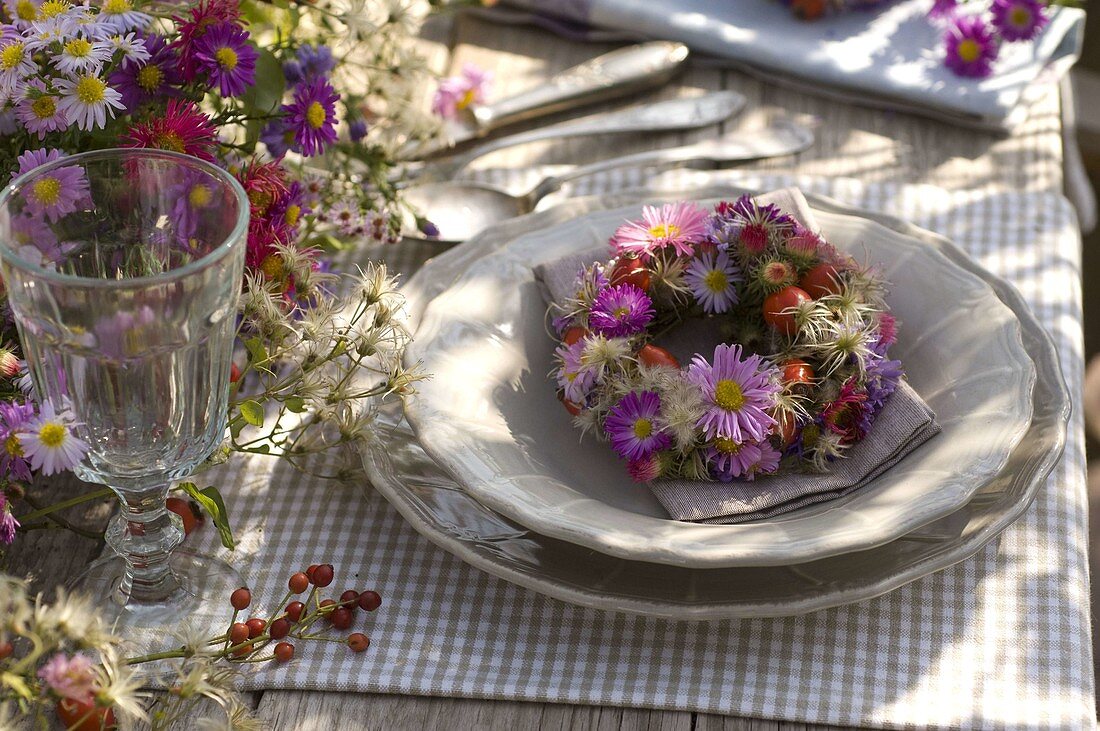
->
604;391;672;461
555;339;597;405
0;491;18;545
0;400;35;483
38;653;97;701
686;343;780;442
685;249;741;314
588;283;654;338
929;0;958;19
283;76;339;157
123;99;217;162
627;453;662;483
193;22;257;97
110;33;181;112
14;148;90;223
991;0;1048;41
431;63;491;119
714;195;795;257
944;16;999;78
820;378;869;444
611;202;708;260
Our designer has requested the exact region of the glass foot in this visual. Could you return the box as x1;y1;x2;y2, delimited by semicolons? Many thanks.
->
69;549;244;629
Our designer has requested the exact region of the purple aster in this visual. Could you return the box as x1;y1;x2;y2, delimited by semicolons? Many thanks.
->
260;117;294;159
283;58;304;84
193;22;258;98
16;80;67;140
348;118;368;142
109;33;181;112
296;44;335;81
555;339;597;405
871;312;898;356
686;343;780;442
0;492;17;545
991;0;1048;41
588;283;654;338
0;400;35;483
864;353;903;415
604;391;672;462
708;437;764;482
685;249;741;314
713;195;795;257
13;148;90;223
744;440;782;480
929;0;958;19
944;15;999;78
282;76;339;157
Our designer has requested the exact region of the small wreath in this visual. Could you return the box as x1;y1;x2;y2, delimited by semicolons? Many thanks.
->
549;196;903;483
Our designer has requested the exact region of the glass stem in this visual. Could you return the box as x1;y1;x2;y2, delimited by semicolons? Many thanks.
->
104;484;184;604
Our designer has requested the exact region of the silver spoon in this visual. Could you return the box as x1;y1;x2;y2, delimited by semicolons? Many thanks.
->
397;91;747;184
402;120;815;244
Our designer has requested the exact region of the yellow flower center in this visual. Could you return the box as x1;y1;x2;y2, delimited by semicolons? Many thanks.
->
632;418;653;440
1009;6;1031;27
5;433;23;457
259;253;284;281
38;422;66;448
714;437;741;454
612;306;630;319
457;88;476;111
102;0;131;13
30;95;56;119
0;44;25;70
647;223;680;240
74;75;106;104
15;0;37;20
189;184;212;207
284;204;300;227
136;64;163;91
703;269;728;294
215;46;238;71
714;379;745;412
305;101;326;130
31;177;61;205
957;39;981;63
64;38;91;58
155;131;185;153
38;0;69;19
801;423;820;448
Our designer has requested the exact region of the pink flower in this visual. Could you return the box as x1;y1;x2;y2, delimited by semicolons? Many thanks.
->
431;64;491;119
123;99;217;162
610;202;708;260
38;653;97;701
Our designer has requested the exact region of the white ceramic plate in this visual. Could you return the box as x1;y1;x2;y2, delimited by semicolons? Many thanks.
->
402;190;1036;568
358;185;1066;618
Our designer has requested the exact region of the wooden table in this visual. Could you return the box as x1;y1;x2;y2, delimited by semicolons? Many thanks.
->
7;10;1071;730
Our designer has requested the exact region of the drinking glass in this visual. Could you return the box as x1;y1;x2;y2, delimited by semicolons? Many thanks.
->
0;149;248;624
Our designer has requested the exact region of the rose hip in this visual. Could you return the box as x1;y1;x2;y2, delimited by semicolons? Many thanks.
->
232;643;253;658
305;564;319;582
358;590;382;612
269;618;291;640
340;590;359;608
245;618;267;639
311;563;334;588
274;642;295;663
329;607;352;630
229;623;250;645
230;587;251;611
347;633;370;652
285;601;305;622
288;572;310;594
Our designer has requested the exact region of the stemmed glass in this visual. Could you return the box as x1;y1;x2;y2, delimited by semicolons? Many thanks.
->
0;149;248;624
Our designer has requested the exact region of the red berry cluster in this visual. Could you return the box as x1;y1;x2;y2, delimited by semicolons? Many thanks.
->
225;564;382;664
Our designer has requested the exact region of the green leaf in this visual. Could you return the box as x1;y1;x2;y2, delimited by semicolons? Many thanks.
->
243;336;268;367
179;482;236;551
285;396;306;413
241;48;286;116
240;400;264;427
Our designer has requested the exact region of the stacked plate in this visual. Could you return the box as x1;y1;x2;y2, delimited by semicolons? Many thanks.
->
358;184;1069;619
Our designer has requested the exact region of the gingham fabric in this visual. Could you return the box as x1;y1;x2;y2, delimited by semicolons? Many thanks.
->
156;170;1093;729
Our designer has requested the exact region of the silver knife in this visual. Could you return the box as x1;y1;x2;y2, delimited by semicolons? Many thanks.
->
397;41;690;160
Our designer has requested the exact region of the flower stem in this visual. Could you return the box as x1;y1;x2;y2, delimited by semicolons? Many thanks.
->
16;487;114;522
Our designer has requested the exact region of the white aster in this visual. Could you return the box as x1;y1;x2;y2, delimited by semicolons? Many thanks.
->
95;0;152;33
17;402;88;475
107;31;148;63
55;72;124;130
54;35;114;75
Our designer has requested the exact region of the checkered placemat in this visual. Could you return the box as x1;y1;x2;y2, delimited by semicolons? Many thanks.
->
160;171;1093;729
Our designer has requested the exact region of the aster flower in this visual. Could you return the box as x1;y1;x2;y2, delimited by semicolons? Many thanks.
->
172;0;242;81
0;491;18;544
16;79;68;139
55;35;114;75
744;440;782;480
349;118;368;142
55;73;124;130
432;63;491;119
872;312;898;354
260;117;294;159
38;652;98;701
14;148;90;222
295;43;335;82
708;437;764;482
0;39;36;83
686;343;780;442
109;33;180;111
929;0;958;19
326;199;362;237
610;202;708;260
588;283;654;337
96;0;152;33
236;158;287;218
627;453;662;483
193;21;257;98
685;249;740;314
604;390;672;461
123;99;217;162
18;402;88;475
555;339;597;405
944;15;999;78
0;400;35;482
715;195;795;257
820;378;869;444
107;31;150;64
783;225;822;267
282;76;339;157
991;0;1048;41
5;0;40;26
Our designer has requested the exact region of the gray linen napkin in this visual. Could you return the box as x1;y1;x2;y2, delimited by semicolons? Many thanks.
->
533;188;940;523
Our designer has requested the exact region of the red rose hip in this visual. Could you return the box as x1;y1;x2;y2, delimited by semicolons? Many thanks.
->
762;286;811;336
229;587;251;611
358;590;382;612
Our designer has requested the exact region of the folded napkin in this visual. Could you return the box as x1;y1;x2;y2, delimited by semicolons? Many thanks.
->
533;188;940;523
494;0;1084;131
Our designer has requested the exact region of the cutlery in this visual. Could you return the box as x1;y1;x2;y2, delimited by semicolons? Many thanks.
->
400;90;747;183
401;119;815;244
397;41;690;160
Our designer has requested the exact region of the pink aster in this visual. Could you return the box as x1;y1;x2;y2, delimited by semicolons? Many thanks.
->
282;76;339;157
192;21;257;98
38;653;97;701
820;378;869;445
173;0;243;82
0;400;35;483
990;0;1048;41
555;339;597;405
13;148;90;223
123;99;217;162
588;283;654;337
604;391;672;462
431;63;491;119
16;80;68;140
944;15;999;78
0;491;18;545
686;343;780;443
610;202;708;260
